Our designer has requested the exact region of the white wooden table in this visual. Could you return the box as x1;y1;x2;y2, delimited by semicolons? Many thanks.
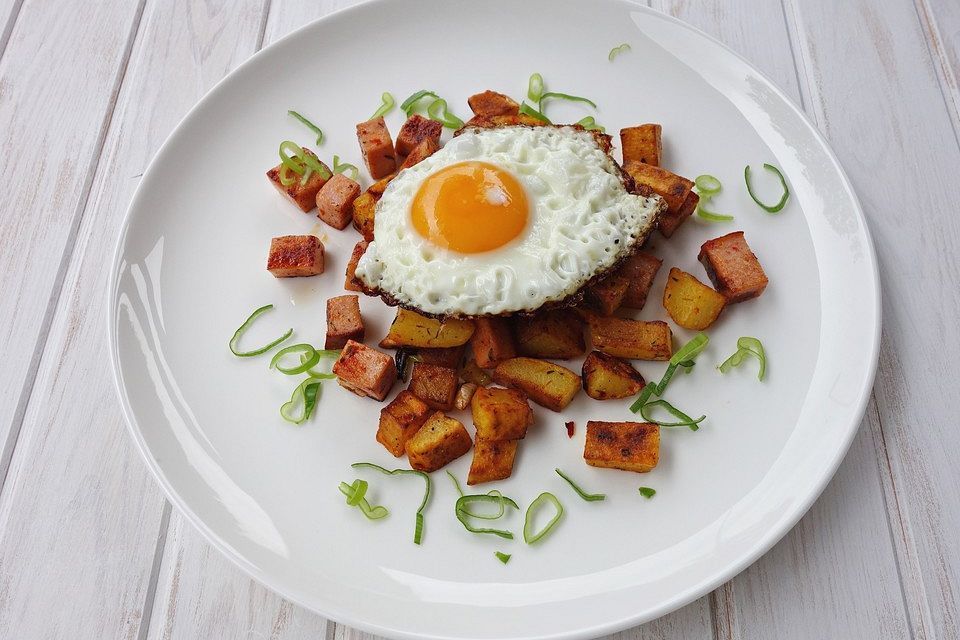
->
1;0;958;637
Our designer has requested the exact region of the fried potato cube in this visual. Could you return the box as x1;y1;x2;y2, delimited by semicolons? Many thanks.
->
514;309;585;359
659;190;699;238
618;251;663;309
405;412;472;472
351;173;396;241
367;172;396;197
265;148;330;212
383;308;475;348
624;160;696;238
471;386;534;441
662;267;726;330
584;421;659;473
332;340;397;401
325;294;365;349
376;390;431;457
316;172;361;230
266;235;325;278
491;357;581;412
698;231;769;303
467;90;520;117
344;240;369;292
586;315;673;361
395;114;443;158
417;345;466;369
581;350;646;400
467;439;519;485
398;136;439;170
620;124;662;166
470;317;517;368
585;274;630;316
408;362;459;410
356;116;397;179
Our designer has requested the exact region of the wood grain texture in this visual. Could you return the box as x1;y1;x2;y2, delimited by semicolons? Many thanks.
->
917;0;960;135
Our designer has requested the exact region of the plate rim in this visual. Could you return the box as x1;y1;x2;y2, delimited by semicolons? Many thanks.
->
107;1;882;638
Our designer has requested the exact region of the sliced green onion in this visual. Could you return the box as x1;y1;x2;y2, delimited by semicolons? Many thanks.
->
270;343;319;375
527;73;544;102
631;334;709;411
277;163;298;187
697;203;735;222
495;551;511;564
519;102;551;124
524;492;564;544
718;336;767;381
671;333;709;365
455;494;518;539
695;174;722;195
744;163;790;213
608;43;631;61
539;91;598;109
555;468;606;502
339;480;389;519
299;151;331;180
279;141;306;175
638;487;656;499
575;116;605;132
446;470;465;496
400;89;439;116
370;92;395;119
352;462;431;545
229;304;292;357
332;155;359;181
280;378;322;425
630;381;658;413
288;110;323;145
426;98;464;129
463;490;520;520
639;399;705;431
300;351;338;379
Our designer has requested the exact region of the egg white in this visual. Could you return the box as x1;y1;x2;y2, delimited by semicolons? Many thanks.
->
354;125;662;316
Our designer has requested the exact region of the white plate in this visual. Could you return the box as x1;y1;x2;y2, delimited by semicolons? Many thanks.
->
108;1;880;638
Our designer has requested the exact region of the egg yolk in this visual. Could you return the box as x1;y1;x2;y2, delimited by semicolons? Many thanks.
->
411;161;529;253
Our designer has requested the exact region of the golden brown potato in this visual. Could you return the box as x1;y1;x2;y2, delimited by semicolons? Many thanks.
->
405;412;472;472
581;351;646;400
471;386;534;441
491;357;581;412
351;192;377;241
623;160;695;238
583;421;659;472
620;124;662;166
585;274;630;316
376;391;432;457
467;439;519;485
408;362;459;410
660;190;699;238
586;314;673;361
698;231;769;303
467;90;520;117
470;317;517;368
662;267;726;330
514;309;585;359
617;251;663;309
382;308;476;348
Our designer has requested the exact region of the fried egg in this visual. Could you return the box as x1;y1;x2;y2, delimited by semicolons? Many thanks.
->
354;125;663;317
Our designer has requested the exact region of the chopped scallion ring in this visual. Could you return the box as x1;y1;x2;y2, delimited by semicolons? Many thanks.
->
229;304;292;357
495;551;511;564
300;151;331;180
352;463;431;545
718;336;767;380
697;203;735;222
523;492;564;544
426;98;464;129
630;381;658;413
639;399;705;431
455;494;518;539
287;110;323;145
300;350;339;379
345;478;368;506
400;89;439;116
638;487;656;499
446;470;465;497
744;163;790;213
555;468;606;502
527;73;544;102
671;333;709;365
270;343;319;375
630;334;709;410
332;155;359;181
695;174;722;195
519;102;551;124
339;480;389;519
539;91;598;109
370;92;395;120
608;43;631;61
280;378;322;425
279;141;306;175
575;116;605;132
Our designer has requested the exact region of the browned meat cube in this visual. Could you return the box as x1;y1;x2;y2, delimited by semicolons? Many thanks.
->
344;240;369;292
266;148;330;212
395;114;443;158
698;231;769;303
405;412;472;472
584;421;660;472
356;116;397;179
618;252;663;309
325;295;364;349
332;340;397;401
266;235;324;278
585;273;630;316
408;362;459;410
316;173;361;230
467;90;520;117
659;190;699;238
417;345;466;369
470;317;516;368
376;390;431;457
399;137;439;170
